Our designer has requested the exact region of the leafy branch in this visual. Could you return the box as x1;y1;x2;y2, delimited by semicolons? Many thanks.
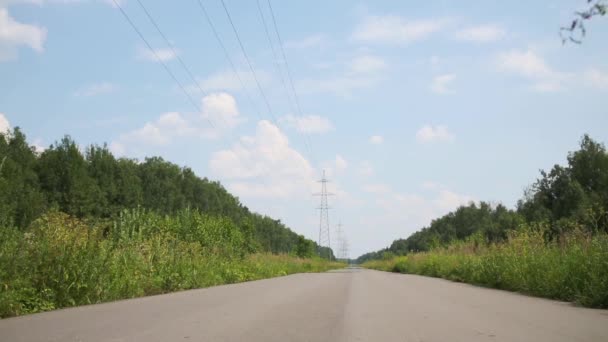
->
560;0;607;44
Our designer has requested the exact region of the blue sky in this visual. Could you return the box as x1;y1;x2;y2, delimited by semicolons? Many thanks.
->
1;0;607;257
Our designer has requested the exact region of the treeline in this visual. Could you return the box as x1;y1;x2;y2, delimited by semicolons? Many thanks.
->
0;127;343;317
0;128;333;258
357;135;608;263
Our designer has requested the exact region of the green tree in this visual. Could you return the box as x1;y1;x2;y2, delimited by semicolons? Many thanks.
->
518;135;608;235
295;235;316;258
0;128;46;228
318;246;335;260
37;136;103;217
0;126;321;256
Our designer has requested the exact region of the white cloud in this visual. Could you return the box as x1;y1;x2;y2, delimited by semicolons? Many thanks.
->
109;141;125;156
369;135;383;145
201;92;244;130
352;15;446;44
529;82;562;93
421;181;442;190
0;113;10;133
73;82;115;97
366;183;476;247
430;73;456;94
362;183;391;194
455;25;506;42
497;49;553;78
210;120;314;199
280;114;333;134
434;189;474;211
31;138;45;153
298;53;388;97
496;49;568;92
137;46;178;62
198;70;241;92
416;125;454;143
120;111;194;146
584;68;608;90
285;33;328;49
335;155;348;171
350;55;386;74
319;155;348;179
111;93;243;154
311;61;332;70
362;180;476;250
357;160;374;177
0;8;47;61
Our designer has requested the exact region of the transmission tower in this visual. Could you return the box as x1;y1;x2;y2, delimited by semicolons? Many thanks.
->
336;222;350;261
340;238;350;262
313;170;333;257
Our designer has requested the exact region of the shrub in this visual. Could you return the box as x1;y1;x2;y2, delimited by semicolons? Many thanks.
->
363;225;608;308
0;210;344;318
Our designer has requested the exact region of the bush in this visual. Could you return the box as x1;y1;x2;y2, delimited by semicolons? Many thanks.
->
0;210;344;318
363;225;608;308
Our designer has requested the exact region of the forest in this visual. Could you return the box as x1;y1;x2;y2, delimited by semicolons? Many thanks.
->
358;134;608;263
0;127;338;317
360;135;608;308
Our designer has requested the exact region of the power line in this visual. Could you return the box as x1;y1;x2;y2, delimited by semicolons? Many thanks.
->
256;0;319;169
193;0;304;202
194;0;266;123
265;2;329;246
133;0;231;128
110;0;214;129
135;0;208;98
255;0;295;115
266;0;314;158
256;2;335;256
197;0;317;169
219;0;279;125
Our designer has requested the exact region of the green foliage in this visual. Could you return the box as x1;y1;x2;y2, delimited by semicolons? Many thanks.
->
295;235;316;258
518;134;608;237
359;135;608;264
0;211;343;318
37;136;104;217
360;135;608;308
382;251;395;260
0;128;46;228
561;0;607;44
317;245;336;260
357;202;524;263
0;126;340;318
363;227;608;308
0;127;327;256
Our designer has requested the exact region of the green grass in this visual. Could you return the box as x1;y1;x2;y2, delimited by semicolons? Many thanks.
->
363;228;608;308
0;211;344;318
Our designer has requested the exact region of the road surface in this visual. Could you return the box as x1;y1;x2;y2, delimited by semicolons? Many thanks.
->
1;268;607;341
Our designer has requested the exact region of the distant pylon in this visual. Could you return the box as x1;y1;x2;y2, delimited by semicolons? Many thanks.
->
313;170;333;258
336;221;349;260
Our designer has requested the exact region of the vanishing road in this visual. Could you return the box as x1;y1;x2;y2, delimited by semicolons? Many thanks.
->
1;268;607;341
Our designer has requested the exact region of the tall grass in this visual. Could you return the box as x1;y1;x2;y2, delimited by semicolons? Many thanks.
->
0;211;343;318
363;227;608;308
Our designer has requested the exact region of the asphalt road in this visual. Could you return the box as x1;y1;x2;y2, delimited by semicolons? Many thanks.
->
1;268;607;342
